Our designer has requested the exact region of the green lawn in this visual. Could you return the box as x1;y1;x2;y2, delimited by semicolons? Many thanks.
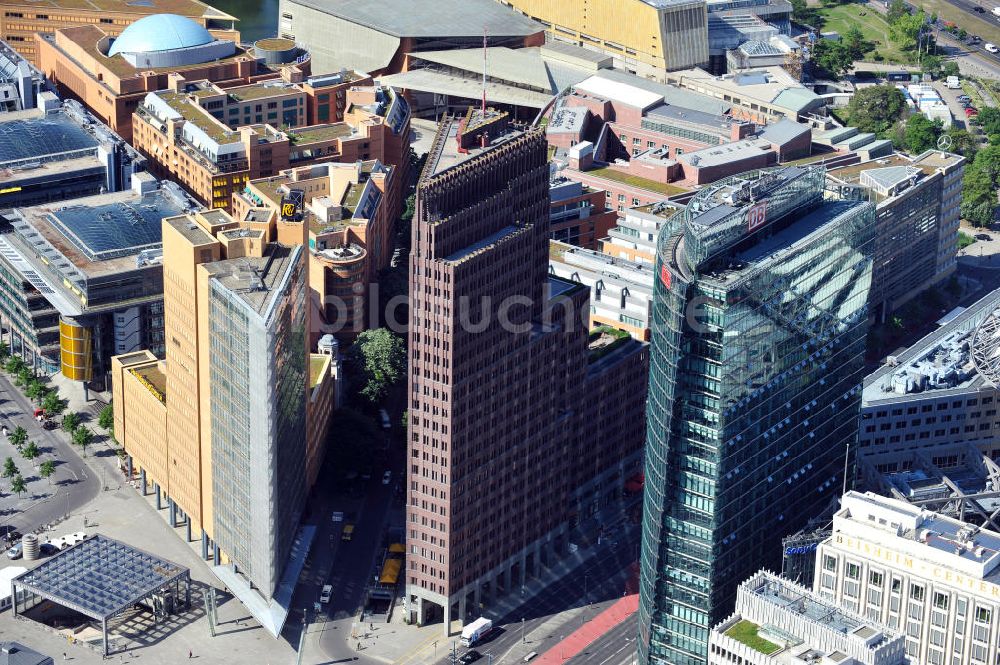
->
818;4;913;65
726;620;782;655
588;167;688;196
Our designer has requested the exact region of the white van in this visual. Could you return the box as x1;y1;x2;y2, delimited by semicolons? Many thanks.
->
986;43;999;53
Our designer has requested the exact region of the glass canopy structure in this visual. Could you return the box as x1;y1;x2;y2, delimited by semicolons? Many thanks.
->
11;535;191;656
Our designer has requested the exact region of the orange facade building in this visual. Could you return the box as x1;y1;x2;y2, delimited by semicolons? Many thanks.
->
132;83;409;213
1;0;237;64
34;19;310;142
231;158;399;339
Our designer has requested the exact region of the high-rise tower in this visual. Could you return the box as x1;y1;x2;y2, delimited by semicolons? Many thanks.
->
638;165;875;665
406;109;648;631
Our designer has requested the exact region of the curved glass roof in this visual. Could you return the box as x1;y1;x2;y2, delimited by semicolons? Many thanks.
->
108;14;213;56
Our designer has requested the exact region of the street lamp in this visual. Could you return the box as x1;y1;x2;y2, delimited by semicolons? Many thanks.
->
521;617;525;644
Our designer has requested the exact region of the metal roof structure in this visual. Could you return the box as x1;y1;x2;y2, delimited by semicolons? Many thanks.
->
12;535;190;656
287;0;542;38
378;69;553;109
972;303;1000;387
46;196;176;262
759;117;810;145
0;114;96;165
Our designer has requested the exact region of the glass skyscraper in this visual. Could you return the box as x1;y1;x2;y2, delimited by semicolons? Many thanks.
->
206;243;308;597
638;165;876;665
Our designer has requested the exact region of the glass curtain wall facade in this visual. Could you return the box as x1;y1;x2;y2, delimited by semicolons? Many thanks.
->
638;166;876;665
208;245;308;597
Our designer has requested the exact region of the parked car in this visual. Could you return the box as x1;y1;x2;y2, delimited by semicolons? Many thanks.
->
331;511;344;523
378;408;391;430
986;43;999;53
341;524;355;542
319;584;333;604
382;470;392;485
966;107;979;115
39;543;57;556
975;5;987;12
6;542;22;560
957;94;971;101
976;233;993;241
459;651;482;664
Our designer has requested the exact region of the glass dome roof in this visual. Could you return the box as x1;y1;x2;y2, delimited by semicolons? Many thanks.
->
108;14;214;56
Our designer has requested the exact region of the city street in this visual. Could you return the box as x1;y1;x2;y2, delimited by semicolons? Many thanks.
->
428;523;640;665
283;414;403;665
0;371;99;541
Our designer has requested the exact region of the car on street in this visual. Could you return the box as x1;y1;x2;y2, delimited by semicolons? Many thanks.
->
976;5;987;12
460;651;482;664
986;43;999;53
976;233;993;241
966;107;979;116
382;470;392;485
378;408;391;430
341;524;355;541
319;584;333;604
6;542;22;559
331;511;344;523
0;526;21;544
958;94;971;101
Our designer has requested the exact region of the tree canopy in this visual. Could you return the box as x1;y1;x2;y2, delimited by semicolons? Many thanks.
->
847;86;907;135
961;146;1000;227
348;328;407;405
812;40;854;79
904;113;943;154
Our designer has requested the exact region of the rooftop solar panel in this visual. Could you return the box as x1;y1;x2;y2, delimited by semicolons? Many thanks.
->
47;193;187;262
0;113;97;165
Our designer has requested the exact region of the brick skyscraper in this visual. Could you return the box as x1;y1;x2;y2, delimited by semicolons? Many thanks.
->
406;111;649;632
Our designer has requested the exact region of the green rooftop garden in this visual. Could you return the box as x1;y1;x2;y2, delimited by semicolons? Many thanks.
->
587;167;687;197
725;620;781;655
588;326;632;362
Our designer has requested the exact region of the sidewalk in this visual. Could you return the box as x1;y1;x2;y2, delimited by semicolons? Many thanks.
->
535;595;638;665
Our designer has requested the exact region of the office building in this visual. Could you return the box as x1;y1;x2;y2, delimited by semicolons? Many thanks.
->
549;202;683;342
498;0;709;77
0;96;145;208
550;71;811;210
829;150;965;323
232;158;399;338
0;40;44;112
132;83;409;212
549;241;654;340
277;0;543;75
817;491;1000;665
0;173;197;383
638;165;876;665
665;66;825;123
110;206;336;637
406;111;648;631
0;0;236;65
35;16;310;142
709;571;906;665
549;178;617;250
859;289;1000;461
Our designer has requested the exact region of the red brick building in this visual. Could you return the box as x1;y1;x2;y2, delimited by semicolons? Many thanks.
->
406;114;647;632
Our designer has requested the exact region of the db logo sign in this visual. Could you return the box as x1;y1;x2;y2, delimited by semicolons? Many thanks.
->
747;202;767;232
660;264;672;289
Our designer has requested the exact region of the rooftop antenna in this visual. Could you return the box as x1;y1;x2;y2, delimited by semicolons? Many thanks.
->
481;26;488;148
482;26;488;117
